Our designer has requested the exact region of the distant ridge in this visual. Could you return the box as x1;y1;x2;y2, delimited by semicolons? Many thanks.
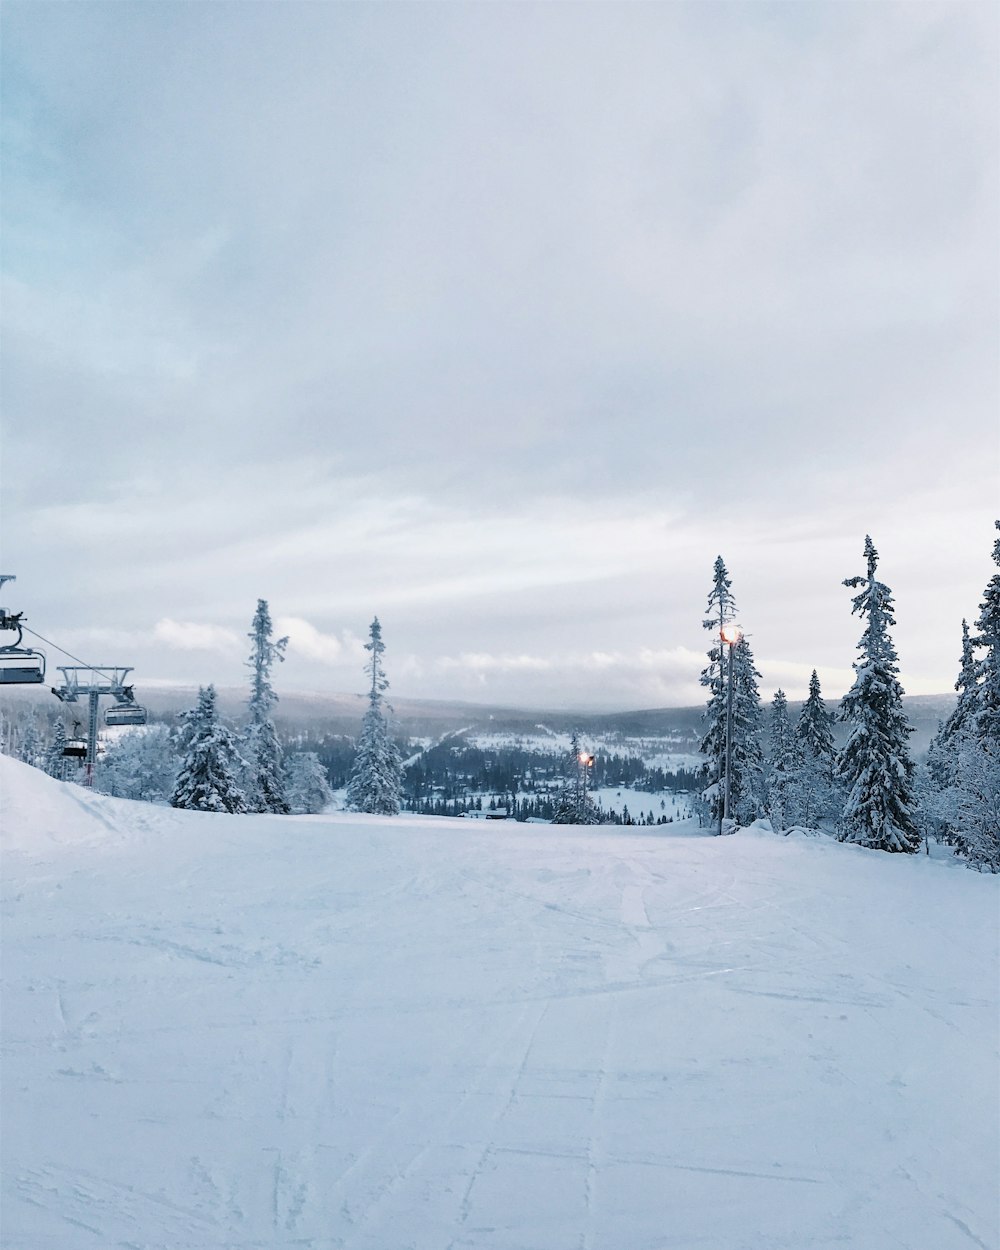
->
0;686;956;753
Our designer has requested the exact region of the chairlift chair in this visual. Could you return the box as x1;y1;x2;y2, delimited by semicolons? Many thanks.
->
0;614;45;684
63;737;87;759
105;702;148;728
0;649;46;684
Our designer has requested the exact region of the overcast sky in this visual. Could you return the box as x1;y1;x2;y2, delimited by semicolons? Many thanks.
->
2;1;997;711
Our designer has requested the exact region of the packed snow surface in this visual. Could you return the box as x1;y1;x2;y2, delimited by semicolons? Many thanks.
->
1;756;997;1250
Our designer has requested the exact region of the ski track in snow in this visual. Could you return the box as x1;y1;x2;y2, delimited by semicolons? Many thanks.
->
0;756;997;1250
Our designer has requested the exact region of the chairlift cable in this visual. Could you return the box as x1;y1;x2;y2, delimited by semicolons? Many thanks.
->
20;624;125;682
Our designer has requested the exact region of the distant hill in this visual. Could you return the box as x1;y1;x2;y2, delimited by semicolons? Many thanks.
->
0;685;955;755
118;686;962;755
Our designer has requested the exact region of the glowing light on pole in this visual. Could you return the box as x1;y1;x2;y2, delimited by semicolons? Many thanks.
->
719;623;743;834
579;752;595;811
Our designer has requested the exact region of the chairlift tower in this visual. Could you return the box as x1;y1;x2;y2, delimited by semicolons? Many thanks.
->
51;666;144;785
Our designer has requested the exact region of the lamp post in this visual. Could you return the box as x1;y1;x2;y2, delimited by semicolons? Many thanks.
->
579;751;595;817
718;622;743;835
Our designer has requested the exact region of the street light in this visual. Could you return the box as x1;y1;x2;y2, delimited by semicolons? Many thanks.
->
718;623;743;835
578;751;595;812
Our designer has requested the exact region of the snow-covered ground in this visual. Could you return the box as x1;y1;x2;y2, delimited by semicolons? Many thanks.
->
590;787;693;823
1;756;997;1250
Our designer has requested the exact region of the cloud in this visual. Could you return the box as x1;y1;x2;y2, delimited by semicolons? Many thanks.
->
436;652;554;674
2;3;994;709
153;619;242;654
275;616;352;665
754;658;856;703
428;645;709;709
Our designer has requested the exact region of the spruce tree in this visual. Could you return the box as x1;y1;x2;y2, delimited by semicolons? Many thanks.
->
796;670;836;772
837;537;920;853
924;620;981;846
45;722;67;781
727;636;767;827
285;751;335;814
941;521;1000;871
17;722;41;768
171;686;250;814
946;620;982;742
345;617;404;815
552;731;600;824
794;670;837;827
951;736;1000;872
697;556;738;827
766;689;800;831
244;599;290;814
971;520;1000;743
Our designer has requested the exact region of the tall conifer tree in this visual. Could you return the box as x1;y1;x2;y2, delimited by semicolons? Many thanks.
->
766;689;800;831
927;620;980;802
697;557;737;826
837;537;919;852
971;520;1000;743
346;618;404;815
45;722;67;781
794;669;837;826
796;671;836;771
727;636;767;826
244;599;290;814
942;522;1000;871
553;731;600;824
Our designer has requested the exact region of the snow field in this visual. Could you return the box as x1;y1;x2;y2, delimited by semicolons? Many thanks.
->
1;756;997;1250
589;788;693;823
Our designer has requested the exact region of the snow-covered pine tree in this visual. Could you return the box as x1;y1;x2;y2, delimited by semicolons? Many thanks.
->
45;721;67;780
17;722;41;768
727;635;767;826
552;731;600;824
171;685;250;814
944;620;981;744
766;689;800;831
697;556;738;827
836;536;920;853
97;725;178;802
796;670;836;773
285;751;335;814
243;599;290;814
951;734;1000;872
940;521;1000;872
923;620;981;847
794;669;837;826
971;520;1000;744
345;617;404;815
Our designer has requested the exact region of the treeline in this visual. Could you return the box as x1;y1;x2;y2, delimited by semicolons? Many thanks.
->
2;524;997;871
406;791;684;826
692;525;999;871
402;741;696;803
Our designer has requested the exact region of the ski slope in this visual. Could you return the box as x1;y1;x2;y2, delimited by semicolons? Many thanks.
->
1;756;997;1250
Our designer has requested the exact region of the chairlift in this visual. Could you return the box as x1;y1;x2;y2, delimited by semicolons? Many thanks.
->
0;613;46;685
105;702;148;728
105;684;147;728
63;726;87;759
0;649;46;684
